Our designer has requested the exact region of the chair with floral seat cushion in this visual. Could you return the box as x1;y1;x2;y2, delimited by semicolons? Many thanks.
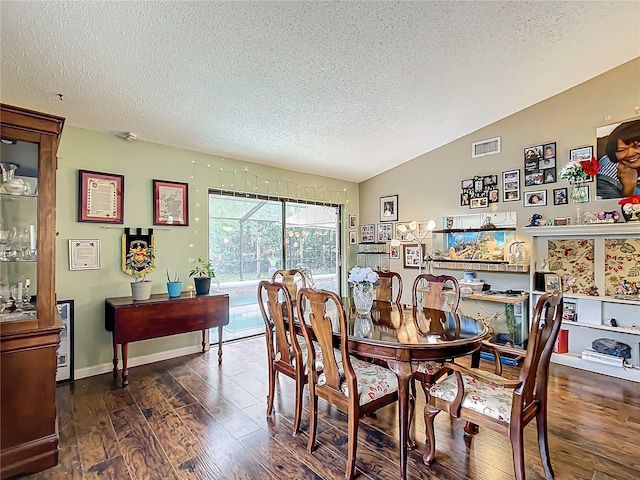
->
409;274;461;432
297;287;399;480
423;292;563;480
375;270;403;304
258;280;308;435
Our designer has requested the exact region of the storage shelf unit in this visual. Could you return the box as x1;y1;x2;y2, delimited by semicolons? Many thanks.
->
432;260;529;273
355;244;389;272
525;223;640;382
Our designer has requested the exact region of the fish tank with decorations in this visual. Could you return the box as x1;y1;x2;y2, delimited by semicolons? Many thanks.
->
431;213;525;271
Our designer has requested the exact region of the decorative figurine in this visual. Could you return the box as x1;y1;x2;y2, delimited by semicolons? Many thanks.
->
528;213;543;227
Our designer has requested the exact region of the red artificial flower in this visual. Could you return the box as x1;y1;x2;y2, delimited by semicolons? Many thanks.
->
618;194;640;205
579;157;599;177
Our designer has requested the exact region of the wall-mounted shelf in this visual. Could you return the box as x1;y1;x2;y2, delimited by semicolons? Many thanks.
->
432;260;529;273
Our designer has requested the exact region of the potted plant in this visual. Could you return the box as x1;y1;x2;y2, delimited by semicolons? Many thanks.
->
189;256;215;295
166;268;183;298
125;243;156;300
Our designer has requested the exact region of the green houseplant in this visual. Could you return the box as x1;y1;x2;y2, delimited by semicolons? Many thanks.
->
125;243;156;300
166;268;182;298
189;256;216;295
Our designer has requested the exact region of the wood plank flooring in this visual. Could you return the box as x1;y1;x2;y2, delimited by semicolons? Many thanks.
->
17;336;640;480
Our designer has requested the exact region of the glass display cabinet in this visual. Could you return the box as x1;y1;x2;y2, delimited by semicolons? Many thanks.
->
0;104;65;479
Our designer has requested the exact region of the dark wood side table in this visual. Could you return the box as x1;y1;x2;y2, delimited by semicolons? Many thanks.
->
105;291;229;387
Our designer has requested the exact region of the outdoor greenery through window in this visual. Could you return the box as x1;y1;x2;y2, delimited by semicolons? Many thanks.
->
209;191;340;342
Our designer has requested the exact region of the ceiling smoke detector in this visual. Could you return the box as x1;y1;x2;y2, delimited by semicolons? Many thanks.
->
118;132;137;141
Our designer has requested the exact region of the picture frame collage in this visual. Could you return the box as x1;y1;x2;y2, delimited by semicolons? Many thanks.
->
524;142;557;187
460;175;499;209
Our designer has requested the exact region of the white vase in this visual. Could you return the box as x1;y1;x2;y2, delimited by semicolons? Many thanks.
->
131;281;153;301
353;282;374;315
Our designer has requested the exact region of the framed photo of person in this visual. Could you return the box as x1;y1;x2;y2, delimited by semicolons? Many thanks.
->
348;214;357;229
380;195;398;222
389;244;400;259
553;187;568;205
524;189;547;207
78;170;124;223
502;169;520;202
360;224;375;243
569;145;595;182
544;273;561;293
377;223;393;243
153;179;189;226
348;230;357;245
403;244;421;269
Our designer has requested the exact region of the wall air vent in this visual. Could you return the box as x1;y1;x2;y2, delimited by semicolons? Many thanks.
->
472;137;501;158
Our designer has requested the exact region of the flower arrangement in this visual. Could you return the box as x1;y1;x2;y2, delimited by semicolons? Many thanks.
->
618;194;640;221
125;243;155;281
560;157;599;184
348;266;379;286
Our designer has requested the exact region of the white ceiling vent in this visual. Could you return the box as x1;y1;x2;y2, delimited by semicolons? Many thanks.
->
472;137;501;158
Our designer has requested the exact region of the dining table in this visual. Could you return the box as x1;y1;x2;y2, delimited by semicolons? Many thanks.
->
302;298;489;480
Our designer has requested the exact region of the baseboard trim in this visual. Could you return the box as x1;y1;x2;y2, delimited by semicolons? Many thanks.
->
75;345;202;380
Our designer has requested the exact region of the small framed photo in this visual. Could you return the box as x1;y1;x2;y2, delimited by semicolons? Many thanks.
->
376;223;393;243
380;195;398;222
69;239;101;271
569;146;595;181
544;273;561;293
488;189;499;203
524;145;543;162
395;222;412;241
389;244;400;259
553;187;568;205
524;189;547;207
461;179;473;189
78;170;124;223
403;244;421;269
360;224;375;243
348;214;357;229
483;175;497;187
470;197;488;209
543;142;556;160
348;230;357;245
153;179;189;226
460;192;470;206
502;169;520;202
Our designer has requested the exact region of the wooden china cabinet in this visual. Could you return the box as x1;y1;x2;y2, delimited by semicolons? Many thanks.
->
0;104;65;479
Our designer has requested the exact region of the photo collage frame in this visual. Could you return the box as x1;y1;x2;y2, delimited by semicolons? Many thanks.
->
460;175;499;209
524;142;557;187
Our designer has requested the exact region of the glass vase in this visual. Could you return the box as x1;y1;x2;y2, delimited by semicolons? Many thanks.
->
571;183;588;225
353;282;375;315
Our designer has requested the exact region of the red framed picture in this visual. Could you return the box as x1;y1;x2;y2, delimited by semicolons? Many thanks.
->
78;170;124;223
153;179;189;226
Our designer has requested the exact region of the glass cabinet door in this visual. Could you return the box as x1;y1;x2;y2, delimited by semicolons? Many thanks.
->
0;139;38;324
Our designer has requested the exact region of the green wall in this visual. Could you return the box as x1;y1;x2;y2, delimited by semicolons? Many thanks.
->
56;129;358;375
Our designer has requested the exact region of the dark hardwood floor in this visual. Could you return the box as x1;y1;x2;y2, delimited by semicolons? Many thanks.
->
18;336;640;480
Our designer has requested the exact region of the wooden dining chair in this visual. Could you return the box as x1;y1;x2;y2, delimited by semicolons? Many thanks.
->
257;280;308;435
375;270;403;304
297;288;399;480
423;292;563;480
271;268;308;300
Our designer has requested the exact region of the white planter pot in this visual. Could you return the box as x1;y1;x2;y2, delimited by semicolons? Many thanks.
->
130;281;153;301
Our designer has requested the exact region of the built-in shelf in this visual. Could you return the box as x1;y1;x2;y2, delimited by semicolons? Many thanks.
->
532;290;640;306
524;223;640;236
432;260;529;273
433;227;516;233
551;352;640;382
563;321;640;336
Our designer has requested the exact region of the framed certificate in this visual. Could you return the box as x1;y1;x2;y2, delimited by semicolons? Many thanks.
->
78;170;124;223
69;239;101;270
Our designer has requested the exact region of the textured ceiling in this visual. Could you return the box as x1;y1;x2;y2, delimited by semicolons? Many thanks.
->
1;1;639;183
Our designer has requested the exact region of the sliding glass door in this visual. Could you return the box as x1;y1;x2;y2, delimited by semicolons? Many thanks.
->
209;192;340;342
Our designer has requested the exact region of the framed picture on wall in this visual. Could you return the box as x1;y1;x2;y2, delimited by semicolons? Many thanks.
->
360;224;375;243
348;230;357;245
153;179;189;226
502;169;520;202
56;299;75;382
380;195;398;222
569;145;595;182
403;244;421;268
553;187;568;205
78;170;124;223
524;189;547;207
389;244;400;259
348;214;357;229
376;223;393;243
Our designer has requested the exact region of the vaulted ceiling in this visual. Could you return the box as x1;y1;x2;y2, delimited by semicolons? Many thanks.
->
1;1;639;182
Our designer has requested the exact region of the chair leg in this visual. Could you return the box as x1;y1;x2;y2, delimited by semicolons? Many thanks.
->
292;376;304;436
307;388;318;453
510;426;526;480
345;414;359;480
464;421;479;436
423;405;440;466
266;364;276;416
537;406;554;479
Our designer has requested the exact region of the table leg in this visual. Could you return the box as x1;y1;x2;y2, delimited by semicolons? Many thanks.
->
112;336;118;376
121;343;129;387
387;360;414;480
201;329;206;353
218;326;224;364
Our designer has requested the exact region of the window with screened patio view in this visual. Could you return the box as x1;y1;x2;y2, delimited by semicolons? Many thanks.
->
208;191;340;342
